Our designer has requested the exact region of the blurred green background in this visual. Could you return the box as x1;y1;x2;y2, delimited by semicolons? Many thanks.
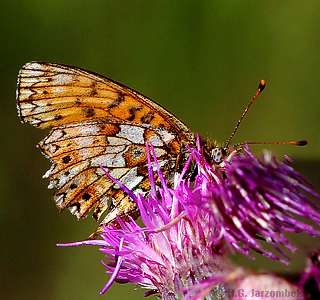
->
1;1;320;299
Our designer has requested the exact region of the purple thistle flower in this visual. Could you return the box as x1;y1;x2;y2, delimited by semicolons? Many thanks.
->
58;139;320;299
186;143;320;264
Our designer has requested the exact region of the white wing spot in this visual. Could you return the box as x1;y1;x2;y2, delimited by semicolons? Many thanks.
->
148;134;163;146
117;167;144;190
91;153;125;168
109;168;129;180
54;74;75;85
107;136;131;146
158;129;175;143
117;125;144;144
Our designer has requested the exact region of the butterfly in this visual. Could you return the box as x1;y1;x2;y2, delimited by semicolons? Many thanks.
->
16;62;235;236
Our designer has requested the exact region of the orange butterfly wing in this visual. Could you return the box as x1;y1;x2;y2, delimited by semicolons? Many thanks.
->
17;62;196;232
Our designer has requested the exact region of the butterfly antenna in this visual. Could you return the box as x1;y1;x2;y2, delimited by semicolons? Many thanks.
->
235;140;308;147
224;79;266;149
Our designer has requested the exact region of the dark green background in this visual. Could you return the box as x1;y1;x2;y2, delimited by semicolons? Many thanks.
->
1;1;320;299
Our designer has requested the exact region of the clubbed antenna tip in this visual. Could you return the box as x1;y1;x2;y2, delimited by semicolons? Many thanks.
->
297;140;308;146
224;79;266;149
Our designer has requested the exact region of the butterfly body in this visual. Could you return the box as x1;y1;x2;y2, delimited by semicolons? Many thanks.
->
17;62;200;230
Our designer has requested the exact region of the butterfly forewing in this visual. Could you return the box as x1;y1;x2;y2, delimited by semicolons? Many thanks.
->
17;62;196;231
17;62;194;140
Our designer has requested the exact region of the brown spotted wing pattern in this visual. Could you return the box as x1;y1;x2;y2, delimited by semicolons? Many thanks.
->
17;62;196;234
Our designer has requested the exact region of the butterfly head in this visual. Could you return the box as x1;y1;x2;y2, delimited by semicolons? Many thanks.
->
211;147;226;164
201;136;244;169
202;140;233;167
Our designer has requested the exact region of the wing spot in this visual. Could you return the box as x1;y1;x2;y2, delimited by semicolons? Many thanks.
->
109;92;125;109
82;107;95;118
82;193;91;201
128;106;143;121
94;206;101;215
90;88;98;96
70;183;77;189
55;114;63;120
70;202;80;211
43;90;49;94
141;112;155;124
118;92;125;102
62;155;71;163
130;147;145;159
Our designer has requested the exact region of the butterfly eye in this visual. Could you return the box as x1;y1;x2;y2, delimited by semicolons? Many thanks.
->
211;147;224;164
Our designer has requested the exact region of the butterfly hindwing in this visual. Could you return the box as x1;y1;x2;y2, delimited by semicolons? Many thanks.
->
38;119;184;223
